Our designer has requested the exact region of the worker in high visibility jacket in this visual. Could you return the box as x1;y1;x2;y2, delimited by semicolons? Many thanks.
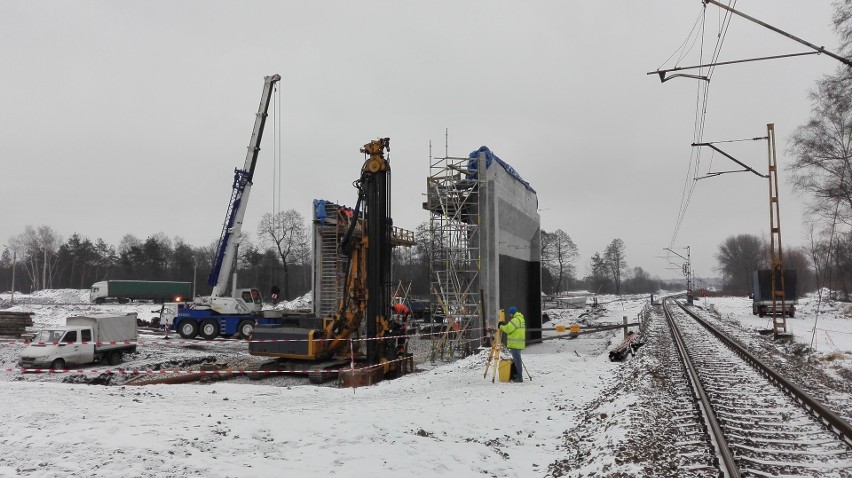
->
392;302;410;320
499;306;526;382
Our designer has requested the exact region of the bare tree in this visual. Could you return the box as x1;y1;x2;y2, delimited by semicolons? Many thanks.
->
715;234;767;293
257;209;309;300
784;247;815;294
833;0;852;69
9;225;62;290
603;238;627;295
117;234;141;256
541;229;579;294
788;73;852;227
586;252;612;293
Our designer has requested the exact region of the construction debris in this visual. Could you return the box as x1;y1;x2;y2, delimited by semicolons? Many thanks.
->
608;331;643;362
0;311;33;338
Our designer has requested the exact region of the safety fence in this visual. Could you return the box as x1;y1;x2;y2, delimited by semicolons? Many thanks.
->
2;319;635;376
2;347;438;376
0;327;472;347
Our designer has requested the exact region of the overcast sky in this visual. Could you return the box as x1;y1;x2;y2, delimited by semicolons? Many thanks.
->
0;1;842;281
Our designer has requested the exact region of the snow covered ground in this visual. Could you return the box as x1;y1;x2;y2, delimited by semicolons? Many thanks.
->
703;291;852;374
0;290;849;477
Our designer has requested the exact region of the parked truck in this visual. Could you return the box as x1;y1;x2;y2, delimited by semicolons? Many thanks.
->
18;313;138;370
752;269;798;317
90;280;192;304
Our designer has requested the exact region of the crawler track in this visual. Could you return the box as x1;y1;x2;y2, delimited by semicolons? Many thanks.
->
663;297;852;477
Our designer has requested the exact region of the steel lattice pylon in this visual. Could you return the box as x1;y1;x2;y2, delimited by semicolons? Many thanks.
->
766;123;789;339
425;155;481;361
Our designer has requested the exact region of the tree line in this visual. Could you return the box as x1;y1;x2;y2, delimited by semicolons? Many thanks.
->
1;219;685;302
1;210;313;301
541;232;681;295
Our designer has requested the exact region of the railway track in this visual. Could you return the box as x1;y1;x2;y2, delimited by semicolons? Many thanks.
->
663;297;852;477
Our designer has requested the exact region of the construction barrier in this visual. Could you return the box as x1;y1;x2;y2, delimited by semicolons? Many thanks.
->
2;349;426;376
0;327;461;347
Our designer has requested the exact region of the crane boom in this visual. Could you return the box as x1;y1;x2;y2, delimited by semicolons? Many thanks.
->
208;74;281;297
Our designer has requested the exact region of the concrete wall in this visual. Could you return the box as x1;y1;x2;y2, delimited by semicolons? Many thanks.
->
477;152;542;341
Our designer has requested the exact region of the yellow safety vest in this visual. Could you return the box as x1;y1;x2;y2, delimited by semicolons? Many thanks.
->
500;312;526;350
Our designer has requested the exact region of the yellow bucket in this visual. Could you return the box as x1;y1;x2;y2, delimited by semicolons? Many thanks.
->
499;359;513;382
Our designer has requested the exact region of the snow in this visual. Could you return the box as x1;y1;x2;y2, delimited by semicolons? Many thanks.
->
0;290;850;477
704;292;852;355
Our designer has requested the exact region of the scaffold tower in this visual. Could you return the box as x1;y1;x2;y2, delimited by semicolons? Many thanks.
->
425;154;481;360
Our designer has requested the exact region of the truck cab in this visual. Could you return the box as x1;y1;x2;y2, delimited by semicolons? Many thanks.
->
159;301;190;330
19;326;96;370
90;281;108;304
191;287;262;314
18;313;138;370
173;288;265;340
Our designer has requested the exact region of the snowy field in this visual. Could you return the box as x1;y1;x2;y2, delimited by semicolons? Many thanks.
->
702;291;852;374
0;290;849;477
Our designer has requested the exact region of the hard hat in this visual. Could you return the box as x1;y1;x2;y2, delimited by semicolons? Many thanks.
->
508;306;517;316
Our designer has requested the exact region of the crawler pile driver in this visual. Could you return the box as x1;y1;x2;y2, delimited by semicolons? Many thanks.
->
249;138;413;384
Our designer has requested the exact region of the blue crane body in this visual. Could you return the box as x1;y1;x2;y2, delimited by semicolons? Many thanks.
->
169;74;286;340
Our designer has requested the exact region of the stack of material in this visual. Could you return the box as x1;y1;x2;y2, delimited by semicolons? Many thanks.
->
608;331;643;362
0;311;34;338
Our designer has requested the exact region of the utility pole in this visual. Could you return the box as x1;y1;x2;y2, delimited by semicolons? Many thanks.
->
11;250;15;305
665;246;692;304
691;126;791;338
766;124;789;339
2;245;16;305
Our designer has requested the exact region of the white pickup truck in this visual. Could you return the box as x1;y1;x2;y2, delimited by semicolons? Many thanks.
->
18;313;138;370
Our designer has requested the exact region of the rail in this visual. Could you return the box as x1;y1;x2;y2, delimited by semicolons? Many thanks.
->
672;299;852;448
662;297;740;477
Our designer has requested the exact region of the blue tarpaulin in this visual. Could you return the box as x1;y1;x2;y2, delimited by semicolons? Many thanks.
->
467;146;536;193
313;199;328;224
314;199;359;225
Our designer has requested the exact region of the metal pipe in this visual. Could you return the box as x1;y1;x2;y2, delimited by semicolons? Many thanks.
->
692;142;769;178
704;0;852;67
647;51;820;79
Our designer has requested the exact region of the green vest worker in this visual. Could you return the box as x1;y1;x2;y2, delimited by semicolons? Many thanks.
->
499;306;526;382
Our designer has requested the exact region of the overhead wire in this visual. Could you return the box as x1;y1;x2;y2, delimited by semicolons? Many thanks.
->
668;0;738;249
658;10;707;71
668;4;708;248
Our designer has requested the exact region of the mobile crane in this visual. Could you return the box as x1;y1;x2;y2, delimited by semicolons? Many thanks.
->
249;138;413;383
171;74;283;340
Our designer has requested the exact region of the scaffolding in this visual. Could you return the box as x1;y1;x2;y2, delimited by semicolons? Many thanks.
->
312;200;414;318
312;201;350;318
425;154;481;361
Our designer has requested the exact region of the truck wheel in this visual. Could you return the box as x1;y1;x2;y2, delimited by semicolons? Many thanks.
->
237;320;254;340
178;319;198;339
50;359;65;371
95;298;105;305
199;319;219;340
108;351;122;366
